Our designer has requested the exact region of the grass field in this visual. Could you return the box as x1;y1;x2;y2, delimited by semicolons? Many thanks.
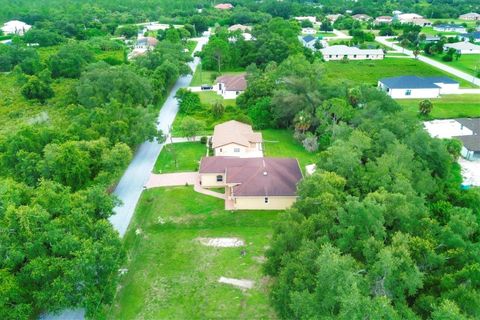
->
316;32;335;37
262;129;318;171
398;94;480;119
420;26;460;36
198;91;236;107
190;68;245;86
153;142;206;173
324;58;476;88
426;54;480;77
109;187;278;320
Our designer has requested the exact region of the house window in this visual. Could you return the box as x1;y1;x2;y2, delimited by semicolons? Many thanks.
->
264;197;269;204
353;54;357;58
236;91;239;95
234;148;240;153
329;55;332;58
405;89;412;96
219;148;222;152
366;54;369;58
216;175;223;182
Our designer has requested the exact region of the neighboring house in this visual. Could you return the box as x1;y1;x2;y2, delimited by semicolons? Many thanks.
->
302;27;317;35
424;118;480;161
215;74;247;99
1;20;31;35
444;41;480;54
228;24;252;32
459;13;480;21
326;14;342;22
300;35;326;50
459;31;480;42
395;13;432;26
199;156;303;210
295;16;317;24
424;36;441;43
378;76;459;99
135;36;159;49
214;3;234;10
211;120;263;158
320;45;384;61
433;24;467;33
352;14;372;21
374;16;393;25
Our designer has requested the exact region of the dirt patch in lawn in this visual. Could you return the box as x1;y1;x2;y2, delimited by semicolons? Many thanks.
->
196;237;245;247
218;277;255;290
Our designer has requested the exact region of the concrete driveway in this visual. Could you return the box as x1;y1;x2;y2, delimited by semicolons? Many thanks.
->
145;172;198;188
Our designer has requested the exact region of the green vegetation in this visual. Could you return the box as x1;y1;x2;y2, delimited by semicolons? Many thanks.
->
153;142;206;173
109;187;278;319
262;129;317;170
398;95;480;119
324;58;476;88
426;54;480;76
198;91;236;106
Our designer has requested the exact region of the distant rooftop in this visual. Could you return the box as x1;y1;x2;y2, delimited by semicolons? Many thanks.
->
379;76;458;89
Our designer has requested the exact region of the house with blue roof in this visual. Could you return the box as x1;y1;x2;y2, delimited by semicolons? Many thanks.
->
299;35;325;50
378;76;459;99
433;24;467;33
459;31;480;43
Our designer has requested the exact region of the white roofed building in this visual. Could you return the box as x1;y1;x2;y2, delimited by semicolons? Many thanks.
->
1;20;31;35
320;45;384;61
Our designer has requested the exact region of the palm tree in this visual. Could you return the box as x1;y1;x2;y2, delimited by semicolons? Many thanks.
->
413;48;420;59
419;99;433;116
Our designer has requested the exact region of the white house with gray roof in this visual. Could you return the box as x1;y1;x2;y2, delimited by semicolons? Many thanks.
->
444;42;480;54
320;45;384;61
378;76;459;99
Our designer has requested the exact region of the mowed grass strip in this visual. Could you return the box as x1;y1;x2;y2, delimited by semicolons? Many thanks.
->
109;187;279;320
324;58;475;88
397;94;480;119
153;142;206;174
426;54;480;77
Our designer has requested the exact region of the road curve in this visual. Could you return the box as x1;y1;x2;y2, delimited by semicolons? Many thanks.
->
376;36;480;87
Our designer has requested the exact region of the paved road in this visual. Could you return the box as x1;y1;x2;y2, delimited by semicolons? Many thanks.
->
376;37;480;86
40;34;210;320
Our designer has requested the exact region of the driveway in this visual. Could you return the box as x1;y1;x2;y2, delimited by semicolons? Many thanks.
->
145;172;198;188
376;37;480;87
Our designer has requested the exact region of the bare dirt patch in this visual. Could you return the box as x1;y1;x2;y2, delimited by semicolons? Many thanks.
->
218;277;255;290
196;237;245;248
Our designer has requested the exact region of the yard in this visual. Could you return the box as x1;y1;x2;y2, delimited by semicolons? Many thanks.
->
324;58;476;88
420;26;460;36
398;94;480;119
190;67;245;86
153;142;206;174
426;54;480;77
108;187;279;319
197;91;236;107
262;129;318;171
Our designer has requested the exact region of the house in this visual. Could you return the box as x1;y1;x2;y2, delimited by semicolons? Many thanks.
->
378;76;459;99
409;18;432;27
211;120;263;158
295;16;317;24
1;20;31;35
424;36;441;43
215;74;247;99
300;35;326;50
459;13;480;21
424;118;480;161
444;41;480;54
326;14;342;22
352;14;372;21
395;13;432;26
459;32;480;42
374;16;393;25
228;24;252;32
214;3;234;10
199;157;303;210
302;27;317;35
320;45;384;61
135;36;159;49
433;24;467;33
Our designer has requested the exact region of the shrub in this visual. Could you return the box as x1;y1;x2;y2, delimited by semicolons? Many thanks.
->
302;133;319;152
200;136;208;144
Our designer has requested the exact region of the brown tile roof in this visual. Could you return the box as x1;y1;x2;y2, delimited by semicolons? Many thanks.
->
211;120;262;148
215;3;234;9
216;74;247;91
199;157;303;197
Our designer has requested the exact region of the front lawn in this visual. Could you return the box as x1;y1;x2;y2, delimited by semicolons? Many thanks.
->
262;129;318;171
324;58;475;88
153;142;206;174
426;54;480;77
108;187;279;320
398;94;480;119
420;27;460;36
198;91;236;107
190;68;245;86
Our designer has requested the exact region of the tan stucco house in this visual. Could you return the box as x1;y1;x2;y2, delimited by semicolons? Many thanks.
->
211;120;263;157
199;156;303;210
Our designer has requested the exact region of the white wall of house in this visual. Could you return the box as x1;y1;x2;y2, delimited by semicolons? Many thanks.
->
323;53;384;61
379;84;441;99
460;146;480;161
436;83;460;94
214;142;263;158
200;173;226;187
215;83;243;99
233;196;297;210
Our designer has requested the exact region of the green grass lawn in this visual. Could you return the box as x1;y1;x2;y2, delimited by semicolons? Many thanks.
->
190;68;245;86
153;142;206;173
108;187;278;320
324;58;476;88
316;32;335;37
262;129;318;171
198;91;236;107
426;54;480;77
420;27;460;36
398;94;480;119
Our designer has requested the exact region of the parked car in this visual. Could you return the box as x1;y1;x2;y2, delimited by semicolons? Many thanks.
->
201;84;213;90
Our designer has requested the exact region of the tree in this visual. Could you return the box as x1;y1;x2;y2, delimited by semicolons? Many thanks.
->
21;76;54;102
179;117;205;140
302;133;319;152
23;29;63;47
419;99;433;116
115;25;138;38
293;110;313;134
211;101;224;119
413;48;420;59
49;43;95;78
